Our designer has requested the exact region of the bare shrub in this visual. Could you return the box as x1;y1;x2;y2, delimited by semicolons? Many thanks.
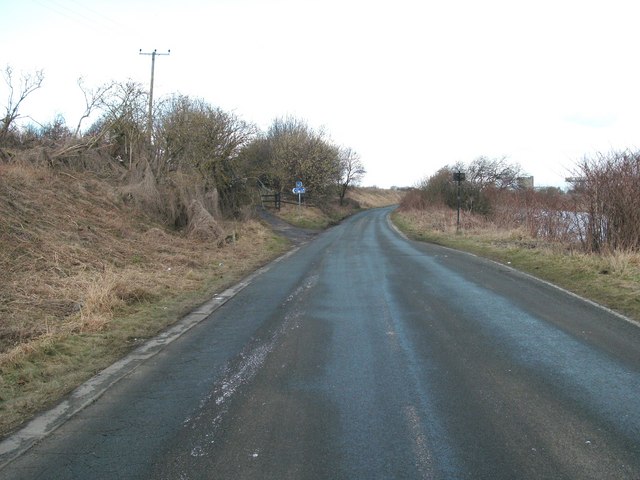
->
485;188;576;243
399;189;428;211
338;147;365;205
398;174;583;251
403;158;524;217
1;65;45;145
574;151;640;252
241;116;342;200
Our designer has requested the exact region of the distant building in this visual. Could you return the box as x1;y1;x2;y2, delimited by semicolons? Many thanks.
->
517;176;534;189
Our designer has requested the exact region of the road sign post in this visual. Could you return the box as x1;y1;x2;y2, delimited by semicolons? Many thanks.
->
292;182;306;206
453;171;465;232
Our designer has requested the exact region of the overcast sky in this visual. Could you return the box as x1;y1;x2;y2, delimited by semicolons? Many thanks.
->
2;0;639;188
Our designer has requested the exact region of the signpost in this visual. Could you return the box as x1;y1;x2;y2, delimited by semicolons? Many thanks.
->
292;181;306;206
453;171;465;232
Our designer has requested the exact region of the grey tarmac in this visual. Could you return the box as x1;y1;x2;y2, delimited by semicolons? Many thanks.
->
1;206;640;479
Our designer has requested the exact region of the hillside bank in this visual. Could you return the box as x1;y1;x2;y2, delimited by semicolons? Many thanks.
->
0;161;400;437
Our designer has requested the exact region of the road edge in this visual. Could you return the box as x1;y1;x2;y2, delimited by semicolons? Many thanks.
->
385;210;640;330
0;245;302;470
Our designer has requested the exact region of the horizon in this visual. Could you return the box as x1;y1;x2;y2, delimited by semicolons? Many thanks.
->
2;0;639;189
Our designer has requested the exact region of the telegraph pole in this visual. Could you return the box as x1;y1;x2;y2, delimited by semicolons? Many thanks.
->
139;49;170;142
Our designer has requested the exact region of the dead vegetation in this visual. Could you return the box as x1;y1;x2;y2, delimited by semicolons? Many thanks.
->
573;151;640;252
0;160;287;435
394;153;640;323
0;161;280;354
273;187;404;230
0;67;398;436
347;187;404;209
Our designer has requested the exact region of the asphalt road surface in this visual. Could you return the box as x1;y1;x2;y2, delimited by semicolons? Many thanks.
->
2;207;640;479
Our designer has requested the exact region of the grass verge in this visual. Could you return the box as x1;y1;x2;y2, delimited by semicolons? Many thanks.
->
275;187;403;230
392;209;640;323
0;227;289;437
275;203;339;230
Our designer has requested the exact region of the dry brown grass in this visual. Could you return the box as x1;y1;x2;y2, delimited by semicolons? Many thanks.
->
393;207;640;323
348;187;404;208
0;161;288;435
275;202;336;229
2;163;135;351
274;187;404;230
397;206;518;239
1;164;221;352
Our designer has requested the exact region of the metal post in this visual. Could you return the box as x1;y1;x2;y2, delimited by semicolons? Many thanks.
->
453;171;465;233
457;179;461;232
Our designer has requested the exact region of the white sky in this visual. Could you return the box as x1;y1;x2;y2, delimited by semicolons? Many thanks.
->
2;0;640;188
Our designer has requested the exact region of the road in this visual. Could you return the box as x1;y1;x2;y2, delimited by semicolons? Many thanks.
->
2;207;640;479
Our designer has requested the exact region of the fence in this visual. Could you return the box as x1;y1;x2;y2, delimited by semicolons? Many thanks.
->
260;193;281;210
260;192;314;210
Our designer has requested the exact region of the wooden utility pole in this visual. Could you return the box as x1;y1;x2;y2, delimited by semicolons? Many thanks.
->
139;49;170;142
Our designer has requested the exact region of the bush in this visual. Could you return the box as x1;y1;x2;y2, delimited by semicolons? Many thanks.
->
573;150;640;252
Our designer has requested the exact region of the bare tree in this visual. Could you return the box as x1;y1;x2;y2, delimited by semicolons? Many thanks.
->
40;114;72;145
156;95;256;214
1;65;44;143
467;156;522;190
574;150;640;252
93;81;148;168
338;147;365;205
410;157;524;215
262;116;342;197
158;95;254;174
74;77;115;137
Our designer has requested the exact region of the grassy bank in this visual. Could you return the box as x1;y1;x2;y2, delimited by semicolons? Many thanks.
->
392;208;640;323
0;163;289;437
275;187;404;230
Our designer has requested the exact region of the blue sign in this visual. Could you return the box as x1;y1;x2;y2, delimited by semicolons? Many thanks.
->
292;187;306;194
296;181;303;188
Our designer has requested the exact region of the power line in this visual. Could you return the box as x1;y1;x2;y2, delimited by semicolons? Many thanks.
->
66;0;123;30
32;0;127;36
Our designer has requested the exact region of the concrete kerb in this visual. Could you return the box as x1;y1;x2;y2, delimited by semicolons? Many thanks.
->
0;246;301;470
